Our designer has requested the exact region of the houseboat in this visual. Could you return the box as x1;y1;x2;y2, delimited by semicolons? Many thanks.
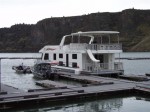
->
37;31;123;76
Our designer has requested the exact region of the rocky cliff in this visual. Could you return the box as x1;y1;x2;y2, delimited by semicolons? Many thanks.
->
0;9;150;52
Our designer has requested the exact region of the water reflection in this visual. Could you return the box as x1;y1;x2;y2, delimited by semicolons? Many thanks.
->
11;97;150;112
14;97;123;112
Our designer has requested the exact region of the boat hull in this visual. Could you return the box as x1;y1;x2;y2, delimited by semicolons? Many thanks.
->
12;66;32;74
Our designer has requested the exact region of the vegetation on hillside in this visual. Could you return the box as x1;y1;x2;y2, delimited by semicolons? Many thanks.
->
0;9;150;52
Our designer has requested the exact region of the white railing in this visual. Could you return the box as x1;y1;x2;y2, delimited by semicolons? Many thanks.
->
69;43;87;50
69;43;122;50
87;44;122;50
85;63;109;72
114;62;123;71
84;62;123;72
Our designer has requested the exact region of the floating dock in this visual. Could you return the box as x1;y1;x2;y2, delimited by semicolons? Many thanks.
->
0;75;150;110
116;57;150;60
119;75;149;81
35;80;76;89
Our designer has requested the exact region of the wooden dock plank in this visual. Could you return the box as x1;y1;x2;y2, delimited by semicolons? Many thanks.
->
71;83;135;93
60;74;134;85
35;80;77;89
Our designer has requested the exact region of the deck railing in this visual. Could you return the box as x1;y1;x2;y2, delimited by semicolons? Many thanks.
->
85;63;109;72
84;62;123;72
69;43;122;50
114;62;123;71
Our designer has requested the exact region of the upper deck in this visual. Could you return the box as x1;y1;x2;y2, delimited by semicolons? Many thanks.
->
68;43;122;50
40;31;122;53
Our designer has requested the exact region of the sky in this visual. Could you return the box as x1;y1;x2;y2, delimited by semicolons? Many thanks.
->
0;0;149;28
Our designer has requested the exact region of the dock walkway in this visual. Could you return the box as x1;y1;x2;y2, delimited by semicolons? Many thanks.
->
1;84;25;94
0;75;150;109
35;80;77;89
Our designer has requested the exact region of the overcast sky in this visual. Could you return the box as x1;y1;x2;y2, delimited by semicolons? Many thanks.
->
0;0;149;28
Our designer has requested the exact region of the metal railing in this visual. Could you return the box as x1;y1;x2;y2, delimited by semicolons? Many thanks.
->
114;62;123;71
87;44;122;50
85;63;108;72
69;43;122;50
84;62;123;72
69;43;87;50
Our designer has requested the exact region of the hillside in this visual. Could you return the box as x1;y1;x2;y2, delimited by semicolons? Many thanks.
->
0;9;150;52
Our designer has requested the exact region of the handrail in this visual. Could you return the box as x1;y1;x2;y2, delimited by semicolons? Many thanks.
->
69;43;122;50
84;62;123;72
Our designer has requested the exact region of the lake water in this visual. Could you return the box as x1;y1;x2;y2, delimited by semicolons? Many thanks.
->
1;52;150;112
117;52;150;75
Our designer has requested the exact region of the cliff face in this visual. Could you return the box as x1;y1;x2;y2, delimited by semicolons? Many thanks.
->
0;9;150;52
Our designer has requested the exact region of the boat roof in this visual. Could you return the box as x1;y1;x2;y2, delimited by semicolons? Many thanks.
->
71;31;119;36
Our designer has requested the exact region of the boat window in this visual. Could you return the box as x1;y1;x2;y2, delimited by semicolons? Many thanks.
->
59;54;63;58
44;53;49;60
72;62;77;68
53;53;56;60
72;54;77;59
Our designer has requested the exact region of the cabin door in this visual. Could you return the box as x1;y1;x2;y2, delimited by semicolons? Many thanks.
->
99;55;104;63
66;54;69;67
95;54;104;63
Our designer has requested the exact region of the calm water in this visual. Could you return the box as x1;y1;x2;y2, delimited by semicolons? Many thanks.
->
11;97;150;112
115;52;150;75
1;52;150;112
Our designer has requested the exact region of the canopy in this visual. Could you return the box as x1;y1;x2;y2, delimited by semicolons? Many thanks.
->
71;31;119;36
60;31;120;46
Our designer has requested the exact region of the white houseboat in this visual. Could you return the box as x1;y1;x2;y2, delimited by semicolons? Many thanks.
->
38;31;123;76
